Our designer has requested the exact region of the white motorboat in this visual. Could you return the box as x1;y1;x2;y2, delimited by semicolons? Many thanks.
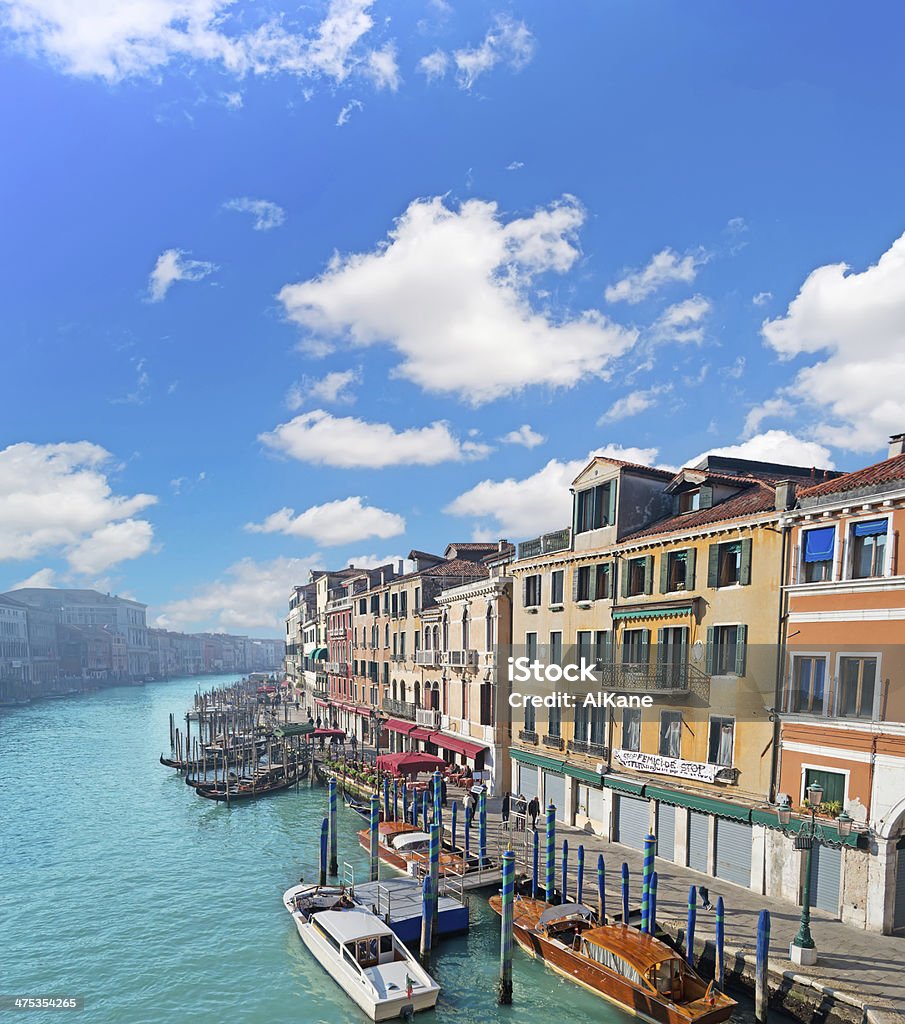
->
282;884;440;1020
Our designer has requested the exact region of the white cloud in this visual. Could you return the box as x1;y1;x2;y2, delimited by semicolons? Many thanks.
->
285;369;359;410
760;231;905;452
417;48;449;82
445;444;660;539
743;397;794;438
364;43;399;90
692;430;835;470
147;249;216;302
222;91;243;109
260;409;491;467
752;291;772;307
2;0;386;86
223;197;285;231
9;567;57;590
336;99;363;126
506;161;524;171
247;497;405;546
0;442;156;573
111;356;151;405
597;385;670;424
278;194;637;404
605;247;707;304
649;295;711;344
720;356;746;380
344;553;408;571
154;555;317;633
500;424;545;448
452;15;534;89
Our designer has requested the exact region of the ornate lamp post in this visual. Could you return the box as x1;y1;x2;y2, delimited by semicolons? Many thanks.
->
777;783;853;966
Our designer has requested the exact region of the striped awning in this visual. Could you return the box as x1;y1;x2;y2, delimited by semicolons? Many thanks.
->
612;605;692;622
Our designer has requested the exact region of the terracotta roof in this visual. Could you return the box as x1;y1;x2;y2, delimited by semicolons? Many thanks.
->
483;542;515;563
408;549;444;562
798;453;905;499
575;455;674;484
419;559;490;579
622;481;776;540
445;542;499;551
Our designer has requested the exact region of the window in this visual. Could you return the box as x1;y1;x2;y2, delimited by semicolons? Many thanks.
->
850;520;887;579
708;539;752;588
400;591;408;616
549;631;563;665
622;708;641;751
575;481;614;534
787;656;827;714
622;628;650;665
837;656;877;719
576;630;593;665
624;556;651;597
707;717;734;767
525;632;538;661
659;711;682;757
678;489;701;514
548;702;561;737
384;624;390;648
802;526;835;583
524;574;542;607
657;627;688;687
707;625;746;676
803;768;845;809
485;607;493;651
551;570;564;605
574;703;588;742
524;701;536;733
594;630;611;666
662;549;695;593
462;609;470;651
414;587;421;611
594;563;613;600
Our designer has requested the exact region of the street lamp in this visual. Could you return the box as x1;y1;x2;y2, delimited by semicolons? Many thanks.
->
777;785;854;966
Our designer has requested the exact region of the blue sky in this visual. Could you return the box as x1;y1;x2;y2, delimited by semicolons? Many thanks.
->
2;0;905;635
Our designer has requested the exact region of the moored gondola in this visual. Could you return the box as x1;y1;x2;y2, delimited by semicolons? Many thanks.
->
193;762;309;801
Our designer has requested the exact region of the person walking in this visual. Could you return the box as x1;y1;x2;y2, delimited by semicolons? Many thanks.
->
350;733;358;757
501;791;511;826
465;792;476;832
699;885;714;911
528;794;540;830
440;777;448;807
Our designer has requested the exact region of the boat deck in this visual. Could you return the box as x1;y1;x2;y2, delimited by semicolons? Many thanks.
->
354;877;469;944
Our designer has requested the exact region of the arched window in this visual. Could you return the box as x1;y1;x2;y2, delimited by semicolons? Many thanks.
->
384;623;390;647
424;628;432;651
442;613;449;652
480;681;494;725
485;603;494;652
414;681;421;708
434;625;440;650
392;679;397;700
462;607;470;651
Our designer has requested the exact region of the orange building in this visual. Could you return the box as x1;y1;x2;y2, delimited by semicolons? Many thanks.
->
774;436;905;933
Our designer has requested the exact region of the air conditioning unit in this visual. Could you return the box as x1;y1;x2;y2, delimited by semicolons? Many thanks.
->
596;763;608;775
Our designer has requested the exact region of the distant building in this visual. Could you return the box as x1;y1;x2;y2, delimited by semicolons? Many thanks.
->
0;595;31;688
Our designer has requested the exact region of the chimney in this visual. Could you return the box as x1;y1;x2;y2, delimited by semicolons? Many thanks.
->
775;479;797;511
396;559;405;575
498;538;509;552
888;432;905;459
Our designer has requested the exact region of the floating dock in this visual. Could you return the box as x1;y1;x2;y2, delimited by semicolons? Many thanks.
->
354;877;469;944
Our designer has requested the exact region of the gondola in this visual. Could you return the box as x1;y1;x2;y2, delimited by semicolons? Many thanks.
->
193;762;309;801
343;792;384;822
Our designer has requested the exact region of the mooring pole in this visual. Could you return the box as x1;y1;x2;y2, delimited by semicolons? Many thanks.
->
465;804;471;858
498;849;515;1005
755;909;771;1023
597;854;606;923
621;863;630;925
545;803;556;903
641;834;655;933
561;839;569;904
369;793;380;882
686;886;697;965
422;790;429;829
478;788;487;865
392;777;399;821
383;775;390;821
451;801;458;850
419;874;433;962
433;770;442;832
319;817;328;886
328;777;338;876
715;897;726;991
532;828;539;900
429;823;440;939
650;870;658;936
577;844;585;905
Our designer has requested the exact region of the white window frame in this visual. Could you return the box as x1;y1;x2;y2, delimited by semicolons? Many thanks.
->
786;652;830;716
798;523;842;584
833;650;883;721
841;514;892;581
799;761;849;808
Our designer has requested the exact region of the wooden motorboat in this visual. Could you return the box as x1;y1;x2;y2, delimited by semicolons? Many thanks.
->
357;821;490;881
488;898;736;1024
282;883;439;1021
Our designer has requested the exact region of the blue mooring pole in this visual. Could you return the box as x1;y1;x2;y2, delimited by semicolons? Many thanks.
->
369;793;380;882
499;849;515;1005
433;771;442;832
577;845;585;905
478;788;487;864
464;804;471;858
451;800;458;850
412;784;419;827
755;909;771;1023
545;803;556;903
319;816;328;886
597;854;606;923
402;781;409;823
419;874;433;962
621;863;630;925
532;828;539;899
561;839;569;904
715;897;726;991
328;778;338;876
383;775;390;821
686;886;697;966
641;833;655;933
650;870;658;936
429;823;440;938
422;789;429;828
392;777;398;821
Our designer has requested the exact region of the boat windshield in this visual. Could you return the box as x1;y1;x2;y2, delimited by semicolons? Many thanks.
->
649;958;685;999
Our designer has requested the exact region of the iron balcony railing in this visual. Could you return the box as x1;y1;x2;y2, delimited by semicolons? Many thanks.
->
382;697;417;720
518;527;571;560
542;733;564;751
518;729;538;744
569;739;609;758
597;659;710;699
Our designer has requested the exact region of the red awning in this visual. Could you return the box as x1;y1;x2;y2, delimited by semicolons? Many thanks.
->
314;698;329;708
430;732;487;760
384;718;416;734
353;706;372;717
408;727;434;743
376;751;446;777
308;727;346;738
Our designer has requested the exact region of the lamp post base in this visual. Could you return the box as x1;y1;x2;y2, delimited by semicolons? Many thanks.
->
789;942;818;967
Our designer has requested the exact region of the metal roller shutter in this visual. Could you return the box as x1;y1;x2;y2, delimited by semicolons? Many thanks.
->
543;770;567;822
688;811;709;873
715;819;753;888
809;843;841;915
894;841;905;931
516;764;539;802
616;795;650;850
656;803;676;862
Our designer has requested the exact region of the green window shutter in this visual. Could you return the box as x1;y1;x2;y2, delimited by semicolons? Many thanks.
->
686;548;697;589
522;577;529;605
607;481;617;526
706;626;715;675
604;632;613;664
699;485;714;510
606;563;615;598
707;544;720;588
735;624;748;677
571;568;581;602
644;555;654;594
659;554;669;594
572;493;581;535
588;565;598;601
640;628;651;664
621;562;630;599
739;538;753;586
656;627;665;655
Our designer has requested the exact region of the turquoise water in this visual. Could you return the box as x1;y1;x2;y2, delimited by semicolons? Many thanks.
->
0;676;767;1024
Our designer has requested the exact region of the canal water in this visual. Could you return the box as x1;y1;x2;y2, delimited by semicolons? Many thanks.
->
0;676;770;1024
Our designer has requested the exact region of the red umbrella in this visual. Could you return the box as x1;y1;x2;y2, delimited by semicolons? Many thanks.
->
376;752;446;777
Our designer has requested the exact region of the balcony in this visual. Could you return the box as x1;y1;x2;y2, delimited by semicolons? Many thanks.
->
390;653;407;663
443;649;479;668
415;650;440;667
313;688;330;700
518;729;538;744
416;708;441;730
542;734;564;751
569;739;609;758
598;660;710;700
382;697;417;720
518;528;571;560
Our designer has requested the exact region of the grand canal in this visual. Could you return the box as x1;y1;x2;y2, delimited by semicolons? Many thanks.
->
0;676;767;1024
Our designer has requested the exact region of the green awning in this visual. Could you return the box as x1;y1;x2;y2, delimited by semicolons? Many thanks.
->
603;776;646;796
275;722;315;737
564;764;604;785
612;606;693;622
646;785;751;822
312;647;328;660
510;747;566;773
749;808;862;847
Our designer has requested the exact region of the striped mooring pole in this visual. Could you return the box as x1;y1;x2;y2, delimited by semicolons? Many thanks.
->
429;823;440;937
319;816;328;886
383;775;391;821
686;886;697;965
464;804;471;858
412;784;419;827
433;771;442;832
451;801;458;850
498;849;516;1005
545;803;556;903
641;834;656;933
621;863;630;925
597;854;606;923
402;781;409;823
715;897;726;991
328;778;338;876
478;788;487;864
369;793;380;882
422;790;429;829
755;909;771;1023
392;777;399;821
577;845;585;905
561;839;569;904
532;827;539;899
649;870;658;936
419;874;433;962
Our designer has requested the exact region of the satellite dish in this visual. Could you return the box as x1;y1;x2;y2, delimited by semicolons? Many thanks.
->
691;640;705;663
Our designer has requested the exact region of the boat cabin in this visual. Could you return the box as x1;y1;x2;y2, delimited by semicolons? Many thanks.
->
391;831;431;853
314;911;402;968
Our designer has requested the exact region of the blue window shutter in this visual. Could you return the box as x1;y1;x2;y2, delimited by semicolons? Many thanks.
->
699;485;713;509
607;481;617;526
640;628;651;664
588;565;598;600
659;554;669;593
621;562;630;599
644;555;654;594
572;568;581;602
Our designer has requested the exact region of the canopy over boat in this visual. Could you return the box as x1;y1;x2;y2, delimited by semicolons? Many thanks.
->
376;752;446;776
538;903;597;926
316;909;395;943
